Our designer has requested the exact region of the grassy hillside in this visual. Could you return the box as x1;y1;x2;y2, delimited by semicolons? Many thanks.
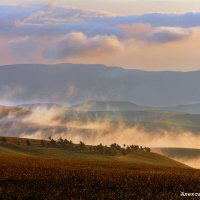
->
152;147;200;169
0;136;189;168
0;137;199;200
153;147;200;159
1;156;199;200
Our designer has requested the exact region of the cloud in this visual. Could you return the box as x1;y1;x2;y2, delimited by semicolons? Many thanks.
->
153;0;169;2
173;157;200;169
23;105;64;126
2;5;199;37
120;23;154;40
66;85;77;98
104;12;200;28
1;104;196;151
44;32;123;60
119;24;192;43
48;0;58;10
1;104;199;169
0;5;197;41
8;36;37;58
18;108;200;151
0;5;200;70
147;27;192;43
0;85;26;104
12;8;121;38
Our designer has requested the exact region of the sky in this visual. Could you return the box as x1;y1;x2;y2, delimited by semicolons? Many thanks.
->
2;0;200;15
1;0;200;71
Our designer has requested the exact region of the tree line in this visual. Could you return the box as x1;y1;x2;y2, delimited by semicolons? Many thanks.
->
0;136;151;156
44;137;151;156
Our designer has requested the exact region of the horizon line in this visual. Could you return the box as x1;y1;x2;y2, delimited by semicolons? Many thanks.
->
0;63;200;73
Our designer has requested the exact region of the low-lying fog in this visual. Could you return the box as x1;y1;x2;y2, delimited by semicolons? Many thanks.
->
0;105;200;168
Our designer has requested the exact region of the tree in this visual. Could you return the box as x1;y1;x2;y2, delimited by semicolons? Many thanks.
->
129;145;139;152
26;140;31;146
49;138;57;147
96;143;104;154
1;137;7;143
139;146;144;151
58;137;64;144
41;140;45;147
110;143;121;151
79;141;86;150
144;147;151;152
57;137;65;147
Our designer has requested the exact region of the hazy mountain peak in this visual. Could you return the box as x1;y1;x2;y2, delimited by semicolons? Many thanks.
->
1;63;200;107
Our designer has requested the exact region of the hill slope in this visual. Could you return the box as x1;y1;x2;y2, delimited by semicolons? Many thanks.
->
154;147;200;158
152;147;200;168
71;100;148;111
0;137;189;168
163;103;200;114
1;103;200;138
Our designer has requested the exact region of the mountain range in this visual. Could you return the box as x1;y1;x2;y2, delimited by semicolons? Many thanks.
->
1;63;200;107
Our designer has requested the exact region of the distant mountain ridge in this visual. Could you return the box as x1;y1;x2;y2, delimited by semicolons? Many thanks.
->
71;100;149;111
1;63;200;107
76;101;200;114
162;103;200;114
18;103;67;110
17;100;200;114
1;102;200;138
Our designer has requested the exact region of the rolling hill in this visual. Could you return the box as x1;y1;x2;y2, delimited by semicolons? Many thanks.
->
0;136;189;168
1;136;199;200
1;103;200;139
71;100;149;111
153;147;200;159
152;147;200;168
162;103;200;114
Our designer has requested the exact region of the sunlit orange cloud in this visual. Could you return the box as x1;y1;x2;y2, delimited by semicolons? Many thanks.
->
54;28;200;71
0;14;200;71
118;28;200;71
44;33;200;71
0;36;15;66
2;27;200;71
119;23;153;40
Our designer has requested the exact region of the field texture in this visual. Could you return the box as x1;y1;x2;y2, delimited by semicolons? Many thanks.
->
0;155;200;200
